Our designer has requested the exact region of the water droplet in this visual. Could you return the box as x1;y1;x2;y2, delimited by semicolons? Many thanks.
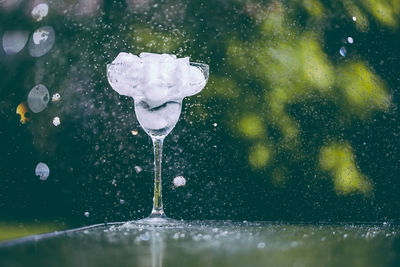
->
28;26;55;57
84;211;90;217
16;103;30;124
173;176;186;187
53;116;60;126
140;232;150;241
213;122;218;127
35;162;49;180
31;3;49;22
28;84;49;113
257;242;265;249
134;166;142;173
339;47;347;57
52;93;61;102
343;233;348;238
347;37;354;44
131;130;138;135
352;16;357;21
120;199;125;205
2;31;29;55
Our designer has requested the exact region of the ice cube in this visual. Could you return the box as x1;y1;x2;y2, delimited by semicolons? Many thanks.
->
142;85;169;107
113;52;140;64
181;64;206;97
175;57;190;87
140;52;176;61
107;53;142;97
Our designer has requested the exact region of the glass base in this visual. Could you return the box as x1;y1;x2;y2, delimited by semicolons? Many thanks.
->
135;213;181;226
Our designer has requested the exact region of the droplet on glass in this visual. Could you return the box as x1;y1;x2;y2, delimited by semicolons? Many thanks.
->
28;26;55;57
16;102;30;124
173;176;186;187
84;211;90;217
347;37;354;44
35;162;49;180
139;233;150;241
53;116;60;126
339;47;347;57
131;130;138;135
2;31;29;55
352;16;357;21
52;93;61;102
28;84;49;113
134;166;142;174
257;242;266;249
31;3;49;21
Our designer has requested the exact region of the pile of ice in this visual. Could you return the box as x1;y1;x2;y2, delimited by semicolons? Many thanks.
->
107;52;207;107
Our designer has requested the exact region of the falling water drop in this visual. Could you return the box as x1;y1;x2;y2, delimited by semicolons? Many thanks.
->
347;37;354;44
52;93;61;102
134;166;143;173
28;26;55;57
173;176;186;187
27;84;49;113
35;162;50;181
352;16;357;21
339;47;347;57
2;31;29;55
120;199;125;205
131;130;138;135
84;211;90;217
53;117;60;126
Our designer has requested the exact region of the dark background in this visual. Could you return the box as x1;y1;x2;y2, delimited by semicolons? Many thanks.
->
1;0;400;226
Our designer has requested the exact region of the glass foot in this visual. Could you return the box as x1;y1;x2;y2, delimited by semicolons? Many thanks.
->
136;214;181;226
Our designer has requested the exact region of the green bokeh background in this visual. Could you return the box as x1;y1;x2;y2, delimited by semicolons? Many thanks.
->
1;0;400;237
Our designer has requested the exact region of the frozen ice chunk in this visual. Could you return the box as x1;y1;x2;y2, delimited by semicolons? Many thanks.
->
139;52;176;61
107;52;142;97
108;52;207;102
114;52;140;64
28;84;49;113
182;64;207;97
2;31;29;55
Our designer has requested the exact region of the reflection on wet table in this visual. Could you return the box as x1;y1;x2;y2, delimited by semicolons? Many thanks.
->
1;221;399;267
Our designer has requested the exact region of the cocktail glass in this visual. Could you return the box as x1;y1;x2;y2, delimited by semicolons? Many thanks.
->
107;58;209;222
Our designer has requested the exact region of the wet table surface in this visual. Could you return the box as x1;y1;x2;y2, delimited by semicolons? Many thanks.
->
0;220;399;267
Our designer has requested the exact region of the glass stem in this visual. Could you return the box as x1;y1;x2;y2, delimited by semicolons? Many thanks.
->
150;137;165;217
